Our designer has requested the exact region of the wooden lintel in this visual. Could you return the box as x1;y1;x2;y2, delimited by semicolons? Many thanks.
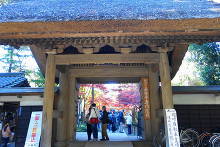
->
55;53;159;65
70;67;148;78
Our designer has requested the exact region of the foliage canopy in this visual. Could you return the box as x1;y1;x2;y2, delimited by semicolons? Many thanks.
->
189;43;220;85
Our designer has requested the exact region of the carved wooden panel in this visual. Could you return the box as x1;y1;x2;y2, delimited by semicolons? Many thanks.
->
54;53;160;65
70;66;148;78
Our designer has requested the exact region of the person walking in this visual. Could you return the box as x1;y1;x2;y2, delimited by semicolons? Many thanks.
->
1;121;11;147
85;107;92;141
125;113;132;135
100;106;109;141
118;110;125;133
110;110;117;133
89;103;100;141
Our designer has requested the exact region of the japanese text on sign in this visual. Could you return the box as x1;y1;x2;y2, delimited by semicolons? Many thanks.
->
164;109;180;147
24;111;42;147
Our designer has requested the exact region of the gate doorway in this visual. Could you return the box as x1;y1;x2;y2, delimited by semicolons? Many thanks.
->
54;63;162;147
76;83;144;141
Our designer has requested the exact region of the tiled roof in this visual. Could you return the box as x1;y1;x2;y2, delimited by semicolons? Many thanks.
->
0;87;59;96
172;86;220;94
0;0;220;22
0;72;30;88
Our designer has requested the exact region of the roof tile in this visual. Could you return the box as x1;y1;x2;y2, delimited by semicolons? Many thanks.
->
0;72;30;88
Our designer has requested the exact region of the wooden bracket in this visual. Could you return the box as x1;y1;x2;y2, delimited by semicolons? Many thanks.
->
120;47;132;54
82;48;94;54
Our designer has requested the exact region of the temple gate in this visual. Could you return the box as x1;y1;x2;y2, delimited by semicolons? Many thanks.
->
0;18;220;147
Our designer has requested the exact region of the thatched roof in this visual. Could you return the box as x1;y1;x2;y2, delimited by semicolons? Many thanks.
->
0;0;220;22
0;1;220;79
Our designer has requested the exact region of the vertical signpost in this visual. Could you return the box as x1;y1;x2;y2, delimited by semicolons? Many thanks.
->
164;109;180;147
141;78;151;120
25;111;42;147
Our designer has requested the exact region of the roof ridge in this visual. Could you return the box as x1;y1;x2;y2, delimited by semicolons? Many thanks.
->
0;72;25;77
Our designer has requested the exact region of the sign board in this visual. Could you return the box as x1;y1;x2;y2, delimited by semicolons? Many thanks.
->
141;78;150;120
24;111;42;147
164;109;180;147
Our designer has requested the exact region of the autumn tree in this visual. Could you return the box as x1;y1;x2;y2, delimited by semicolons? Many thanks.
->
116;84;141;109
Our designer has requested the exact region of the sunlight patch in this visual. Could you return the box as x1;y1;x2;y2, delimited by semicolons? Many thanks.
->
208;0;220;3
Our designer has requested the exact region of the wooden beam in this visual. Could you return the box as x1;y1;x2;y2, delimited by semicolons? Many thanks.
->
77;77;140;83
171;44;189;78
30;45;46;75
41;54;56;147
70;67;148;78
159;52;173;109
55;53;159;65
0;18;220;39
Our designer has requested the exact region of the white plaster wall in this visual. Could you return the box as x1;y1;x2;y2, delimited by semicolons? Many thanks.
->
0;95;43;106
173;94;220;105
0;94;220;106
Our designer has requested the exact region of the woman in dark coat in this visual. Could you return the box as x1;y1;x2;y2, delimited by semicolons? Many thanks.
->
100;106;109;141
85;108;92;141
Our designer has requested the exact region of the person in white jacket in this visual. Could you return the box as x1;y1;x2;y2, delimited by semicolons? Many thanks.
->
125;113;132;135
89;103;100;141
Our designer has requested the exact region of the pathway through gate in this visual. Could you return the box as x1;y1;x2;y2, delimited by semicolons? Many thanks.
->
85;141;133;147
76;132;140;141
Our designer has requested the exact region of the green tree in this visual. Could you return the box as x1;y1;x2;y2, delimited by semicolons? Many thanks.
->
26;69;45;87
189;43;220;85
0;46;31;72
0;45;45;87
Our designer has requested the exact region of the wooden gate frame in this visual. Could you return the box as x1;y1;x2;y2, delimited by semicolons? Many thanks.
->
41;51;173;147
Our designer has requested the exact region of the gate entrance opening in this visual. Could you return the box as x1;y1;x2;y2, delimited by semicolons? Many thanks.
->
76;83;143;141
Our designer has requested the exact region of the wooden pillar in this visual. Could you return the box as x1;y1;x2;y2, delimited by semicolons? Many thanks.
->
159;51;173;109
148;64;162;137
66;75;76;145
55;70;69;147
41;54;56;147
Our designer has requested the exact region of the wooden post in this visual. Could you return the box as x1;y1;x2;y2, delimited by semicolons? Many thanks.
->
148;64;162;137
66;75;76;145
159;51;173;109
55;70;69;147
41;54;56;147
